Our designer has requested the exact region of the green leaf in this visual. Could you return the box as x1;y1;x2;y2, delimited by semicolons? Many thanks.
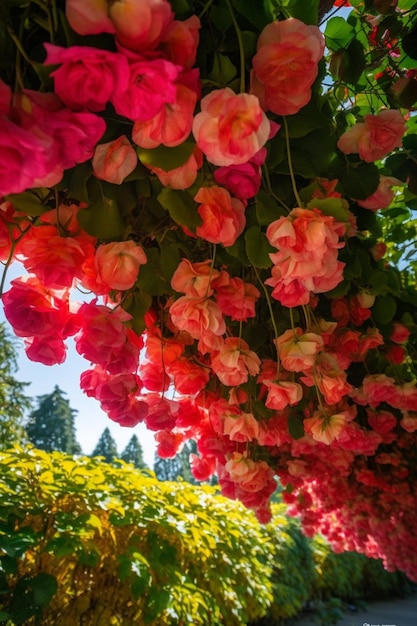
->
31;573;58;607
341;163;379;200
136;248;169;295
230;0;271;29
209;53;237;85
123;291;153;335
137;142;195;171
288;414;305;439
372;295;397;324
307;198;350;222
285;98;331;138
157;187;201;228
331;39;366;85
5;192;47;217
144;587;171;624
244;226;274;269
256;191;286;225
325;17;356;51
77;196;124;239
285;0;320;25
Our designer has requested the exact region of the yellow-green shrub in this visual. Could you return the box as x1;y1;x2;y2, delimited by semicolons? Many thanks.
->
0;446;273;625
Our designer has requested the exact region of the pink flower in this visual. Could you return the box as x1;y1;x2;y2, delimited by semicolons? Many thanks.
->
65;0;115;35
171;258;220;297
211;337;261;386
337;109;405;162
264;380;303;410
94;241;147;291
169;295;226;340
194;186;246;247
74;301;140;374
24;334;68;366
93;135;138;184
304;411;347;445
223;411;260;442
391;322;411;344
155;430;184;458
112;58;179;122
108;0;173;52
44;44;129;112
192;88;270;166
2;276;75;361
19;225;96;289
167;358;210;395
144;145;203;189
132;75;199;148
160;16;201;68
276;328;323;372
224;452;274;493
214;148;266;201
144;394;177;431
250;18;325;116
356;176;401;210
190;453;216;481
215;276;260;321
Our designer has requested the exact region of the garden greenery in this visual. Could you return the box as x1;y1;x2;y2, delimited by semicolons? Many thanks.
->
0;447;410;625
0;0;417;581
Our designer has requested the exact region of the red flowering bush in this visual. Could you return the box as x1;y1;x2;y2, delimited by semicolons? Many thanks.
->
1;0;417;582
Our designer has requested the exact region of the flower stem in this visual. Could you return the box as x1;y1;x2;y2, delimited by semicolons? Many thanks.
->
253;266;280;377
283;117;303;208
225;0;246;93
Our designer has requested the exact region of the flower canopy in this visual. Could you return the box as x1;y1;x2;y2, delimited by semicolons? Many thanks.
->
1;0;417;580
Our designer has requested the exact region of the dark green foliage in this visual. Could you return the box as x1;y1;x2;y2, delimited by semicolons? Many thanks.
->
26;386;81;454
121;434;147;470
91;427;118;463
0;323;31;450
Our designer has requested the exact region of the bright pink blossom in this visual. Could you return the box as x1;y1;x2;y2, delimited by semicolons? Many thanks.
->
250;18;325;116
214;148;267;201
112;58;179;122
144;394;177;431
337;109;405;162
93;135;138;184
74;301;140;374
155;430;184;458
94;241;147;291
194;186;246;247
44;44;129;112
192;88;270;166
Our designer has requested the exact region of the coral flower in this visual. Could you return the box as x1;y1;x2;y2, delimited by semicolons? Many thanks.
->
250;18;325;116
194;186;246;247
192;88;270;166
337;109;405;162
275;328;324;372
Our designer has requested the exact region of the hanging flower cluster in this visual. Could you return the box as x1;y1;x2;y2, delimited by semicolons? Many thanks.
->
1;0;417;581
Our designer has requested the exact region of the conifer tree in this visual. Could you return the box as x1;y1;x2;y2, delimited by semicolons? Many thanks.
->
121;434;147;469
26;385;81;454
153;440;199;484
0;322;32;449
91;427;118;463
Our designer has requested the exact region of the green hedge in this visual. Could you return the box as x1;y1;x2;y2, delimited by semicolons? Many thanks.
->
0;447;411;625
